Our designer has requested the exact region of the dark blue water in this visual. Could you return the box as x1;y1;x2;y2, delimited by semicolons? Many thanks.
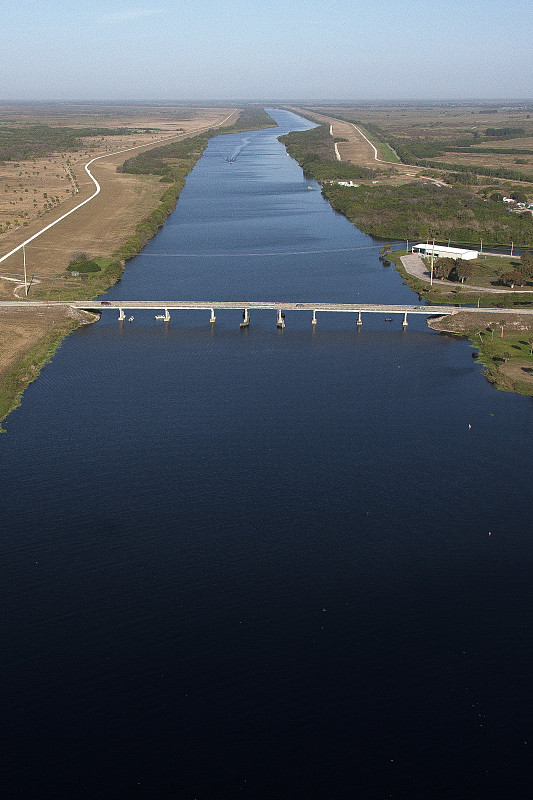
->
2;110;533;799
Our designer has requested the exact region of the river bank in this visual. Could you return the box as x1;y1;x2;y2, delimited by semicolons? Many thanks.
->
0;106;274;428
0;306;98;428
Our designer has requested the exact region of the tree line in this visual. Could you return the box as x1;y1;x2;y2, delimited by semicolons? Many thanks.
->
321;181;533;247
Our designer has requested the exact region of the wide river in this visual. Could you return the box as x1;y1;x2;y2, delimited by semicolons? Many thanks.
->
2;110;533;799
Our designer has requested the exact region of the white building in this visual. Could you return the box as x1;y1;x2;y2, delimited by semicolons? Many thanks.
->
412;243;479;260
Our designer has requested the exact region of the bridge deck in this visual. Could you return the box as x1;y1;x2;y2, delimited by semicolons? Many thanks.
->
1;300;532;316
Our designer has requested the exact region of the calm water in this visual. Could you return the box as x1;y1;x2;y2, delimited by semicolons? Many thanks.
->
2;110;533;799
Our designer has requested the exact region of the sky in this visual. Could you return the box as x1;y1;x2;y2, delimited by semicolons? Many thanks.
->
2;0;532;102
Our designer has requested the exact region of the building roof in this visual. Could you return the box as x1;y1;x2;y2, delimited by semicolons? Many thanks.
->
413;243;478;258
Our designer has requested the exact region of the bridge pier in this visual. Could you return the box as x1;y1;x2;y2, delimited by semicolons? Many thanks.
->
356;311;362;327
402;312;408;328
164;308;170;322
312;309;317;326
118;308;125;321
210;308;216;324
277;309;285;329
240;308;250;328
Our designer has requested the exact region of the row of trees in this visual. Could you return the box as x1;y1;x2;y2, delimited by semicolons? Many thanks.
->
491;190;529;203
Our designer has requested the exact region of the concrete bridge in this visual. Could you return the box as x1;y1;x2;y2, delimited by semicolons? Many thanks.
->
2;299;533;329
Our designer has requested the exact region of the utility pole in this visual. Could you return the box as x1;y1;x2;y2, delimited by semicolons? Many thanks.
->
23;244;28;296
511;241;514;256
430;238;435;286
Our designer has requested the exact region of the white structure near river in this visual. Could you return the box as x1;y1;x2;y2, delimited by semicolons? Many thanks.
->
412;243;479;260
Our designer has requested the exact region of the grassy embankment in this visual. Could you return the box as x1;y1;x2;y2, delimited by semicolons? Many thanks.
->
355;122;533;181
0;107;276;427
0;316;79;429
474;331;533;395
279;124;533;394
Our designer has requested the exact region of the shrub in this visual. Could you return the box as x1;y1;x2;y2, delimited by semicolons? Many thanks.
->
68;258;101;273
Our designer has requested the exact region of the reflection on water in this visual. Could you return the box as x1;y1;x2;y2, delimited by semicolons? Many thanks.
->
1;110;533;799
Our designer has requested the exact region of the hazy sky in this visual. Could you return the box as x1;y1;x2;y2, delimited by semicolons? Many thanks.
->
3;0;532;101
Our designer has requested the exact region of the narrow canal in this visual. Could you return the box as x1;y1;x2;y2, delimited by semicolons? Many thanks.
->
1;110;532;799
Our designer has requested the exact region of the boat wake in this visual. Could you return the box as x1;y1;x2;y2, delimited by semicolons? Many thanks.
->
226;137;250;163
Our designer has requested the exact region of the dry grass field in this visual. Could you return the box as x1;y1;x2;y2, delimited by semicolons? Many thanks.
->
435;149;533;179
305;104;533;141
